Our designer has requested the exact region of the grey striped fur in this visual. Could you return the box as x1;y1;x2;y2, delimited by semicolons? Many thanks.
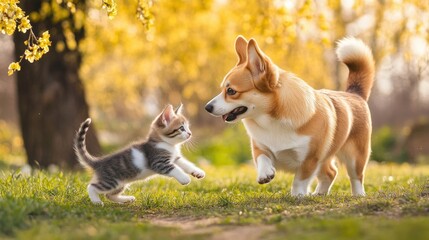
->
74;118;96;168
74;104;205;205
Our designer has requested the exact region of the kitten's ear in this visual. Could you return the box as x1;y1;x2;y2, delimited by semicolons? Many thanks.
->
157;105;174;127
174;103;183;115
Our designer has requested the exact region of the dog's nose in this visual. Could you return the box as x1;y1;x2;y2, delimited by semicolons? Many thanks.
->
205;104;214;113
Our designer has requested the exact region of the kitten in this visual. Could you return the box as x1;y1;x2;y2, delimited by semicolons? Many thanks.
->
74;104;205;205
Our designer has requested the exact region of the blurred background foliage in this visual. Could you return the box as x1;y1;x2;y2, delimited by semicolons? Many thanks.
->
1;0;429;167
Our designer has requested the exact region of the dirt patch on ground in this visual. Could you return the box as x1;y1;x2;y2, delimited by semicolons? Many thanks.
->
150;216;220;230
148;216;275;240
209;225;275;240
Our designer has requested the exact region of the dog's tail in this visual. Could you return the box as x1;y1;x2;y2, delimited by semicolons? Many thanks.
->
74;118;96;169
336;37;375;101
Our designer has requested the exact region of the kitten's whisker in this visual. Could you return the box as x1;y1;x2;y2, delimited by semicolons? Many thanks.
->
186;138;198;152
183;139;195;152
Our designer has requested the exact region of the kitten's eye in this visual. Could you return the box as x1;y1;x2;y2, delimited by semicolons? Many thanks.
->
226;87;237;96
179;126;185;131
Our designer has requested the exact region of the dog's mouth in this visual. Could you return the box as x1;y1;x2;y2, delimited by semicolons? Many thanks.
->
222;106;248;122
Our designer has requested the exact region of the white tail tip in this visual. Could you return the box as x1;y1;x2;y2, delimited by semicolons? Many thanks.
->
336;37;373;63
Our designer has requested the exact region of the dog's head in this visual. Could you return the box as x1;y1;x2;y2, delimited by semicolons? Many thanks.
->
205;36;280;122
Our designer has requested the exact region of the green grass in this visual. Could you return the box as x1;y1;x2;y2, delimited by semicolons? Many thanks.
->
1;163;429;239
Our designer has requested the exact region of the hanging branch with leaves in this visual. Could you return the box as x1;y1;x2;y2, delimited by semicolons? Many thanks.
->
1;0;155;76
1;0;51;76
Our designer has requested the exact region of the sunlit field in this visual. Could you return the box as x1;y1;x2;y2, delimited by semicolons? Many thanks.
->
2;0;429;239
1;163;429;239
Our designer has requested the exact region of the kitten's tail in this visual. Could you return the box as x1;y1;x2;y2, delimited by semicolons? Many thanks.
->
74;118;96;169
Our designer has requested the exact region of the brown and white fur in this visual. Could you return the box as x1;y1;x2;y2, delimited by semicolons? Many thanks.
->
205;36;374;196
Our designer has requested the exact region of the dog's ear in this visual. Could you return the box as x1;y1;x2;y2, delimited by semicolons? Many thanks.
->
247;39;266;76
235;35;248;65
247;39;278;92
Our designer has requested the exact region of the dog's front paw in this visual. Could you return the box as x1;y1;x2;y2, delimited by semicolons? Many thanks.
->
257;173;275;184
191;168;205;179
257;167;276;184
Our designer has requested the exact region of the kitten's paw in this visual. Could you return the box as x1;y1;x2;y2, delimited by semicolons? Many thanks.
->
177;175;191;185
191;169;205;179
123;196;136;203
257;167;276;184
108;195;136;204
117;196;136;204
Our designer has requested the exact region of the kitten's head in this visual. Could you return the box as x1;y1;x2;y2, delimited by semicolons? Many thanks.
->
151;104;192;145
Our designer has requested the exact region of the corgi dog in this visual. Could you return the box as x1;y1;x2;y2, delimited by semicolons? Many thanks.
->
205;36;374;196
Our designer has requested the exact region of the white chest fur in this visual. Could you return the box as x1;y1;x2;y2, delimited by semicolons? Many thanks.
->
155;142;180;160
243;115;311;167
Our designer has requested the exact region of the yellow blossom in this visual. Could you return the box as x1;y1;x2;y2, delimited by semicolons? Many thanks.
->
8;62;21;76
102;0;118;19
18;16;31;33
1;1;50;72
39;31;51;53
24;48;36;63
5;19;16;35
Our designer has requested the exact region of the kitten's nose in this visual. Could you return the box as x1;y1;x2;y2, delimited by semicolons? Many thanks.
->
205;104;214;113
186;132;192;139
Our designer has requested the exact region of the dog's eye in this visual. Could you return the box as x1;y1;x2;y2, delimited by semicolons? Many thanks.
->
226;88;237;96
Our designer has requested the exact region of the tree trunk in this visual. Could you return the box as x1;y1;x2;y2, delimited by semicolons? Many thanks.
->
13;0;101;169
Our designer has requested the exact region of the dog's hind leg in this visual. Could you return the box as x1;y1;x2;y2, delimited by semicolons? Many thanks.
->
313;157;338;195
291;157;319;196
338;139;370;196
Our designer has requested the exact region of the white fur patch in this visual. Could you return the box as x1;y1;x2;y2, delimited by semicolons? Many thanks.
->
336;37;373;63
131;148;145;170
244;115;311;166
208;92;242;116
350;179;365;196
155;142;180;163
156;142;175;152
291;177;313;196
87;184;103;205
131;148;157;180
